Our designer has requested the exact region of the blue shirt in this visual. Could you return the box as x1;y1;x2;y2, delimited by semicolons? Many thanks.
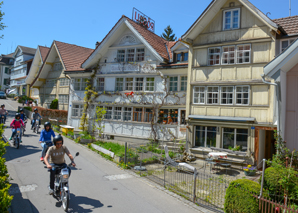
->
20;113;27;121
39;129;55;142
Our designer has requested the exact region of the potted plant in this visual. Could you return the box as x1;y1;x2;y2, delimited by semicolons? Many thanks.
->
243;165;257;176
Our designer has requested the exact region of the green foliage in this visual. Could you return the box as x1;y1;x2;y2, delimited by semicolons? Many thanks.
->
94;141;138;158
49;99;58;109
94;106;106;136
17;95;34;104
224;179;266;213
0;1;7;41
161;25;176;41
0;124;13;212
23;106;32;111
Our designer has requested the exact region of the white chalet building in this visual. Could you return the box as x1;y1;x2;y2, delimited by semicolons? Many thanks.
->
66;15;188;142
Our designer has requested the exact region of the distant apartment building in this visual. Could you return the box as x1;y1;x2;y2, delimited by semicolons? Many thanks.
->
0;53;14;91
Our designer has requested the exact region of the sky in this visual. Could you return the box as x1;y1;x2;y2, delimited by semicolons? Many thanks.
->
0;0;297;55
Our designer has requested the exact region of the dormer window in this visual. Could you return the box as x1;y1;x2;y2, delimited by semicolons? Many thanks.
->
176;52;188;62
223;8;240;30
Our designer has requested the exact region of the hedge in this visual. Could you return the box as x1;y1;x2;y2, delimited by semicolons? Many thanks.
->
32;106;68;118
260;167;298;199
0;124;13;212
50;99;58;109
224;179;267;213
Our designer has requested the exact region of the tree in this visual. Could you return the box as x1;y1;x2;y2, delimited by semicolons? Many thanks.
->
161;25;176;41
0;1;6;40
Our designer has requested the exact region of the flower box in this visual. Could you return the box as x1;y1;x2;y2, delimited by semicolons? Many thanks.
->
244;170;256;176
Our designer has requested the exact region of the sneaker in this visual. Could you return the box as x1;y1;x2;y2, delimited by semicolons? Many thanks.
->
9;137;12;140
20;140;22;143
49;188;54;195
40;157;44;161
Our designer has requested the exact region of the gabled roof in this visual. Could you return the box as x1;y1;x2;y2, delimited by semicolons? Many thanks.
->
55;41;93;71
18;46;36;55
82;15;172;68
273;16;298;35
182;0;281;41
39;46;50;63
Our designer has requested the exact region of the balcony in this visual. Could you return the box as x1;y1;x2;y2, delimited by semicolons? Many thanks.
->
100;62;156;74
10;79;26;87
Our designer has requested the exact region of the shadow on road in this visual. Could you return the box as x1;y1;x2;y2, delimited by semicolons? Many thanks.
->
55;193;105;212
4;143;40;162
9;183;39;213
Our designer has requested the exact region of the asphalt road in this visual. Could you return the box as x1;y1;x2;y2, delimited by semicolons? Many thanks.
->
2;99;201;213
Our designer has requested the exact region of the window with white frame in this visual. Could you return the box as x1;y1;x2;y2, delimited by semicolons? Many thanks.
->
181;76;187;91
125;78;134;90
193;86;205;104
207;87;219;104
208;48;221;65
237;45;251;63
145;77;154;91
222;46;235;64
74;78;88;90
123;107;132;121
58;95;69;104
169;77;178;92
135;78;144;91
195;126;217;147
113;107;122;120
59;78;70;86
97;78;104;91
126;49;135;62
223;8;240;30
222;128;248;151
136;48;145;61
117;50;125;62
115;78;124;91
72;104;84;117
235;86;249;105
104;107;113;119
221;86;233;105
281;39;296;52
46;80;56;87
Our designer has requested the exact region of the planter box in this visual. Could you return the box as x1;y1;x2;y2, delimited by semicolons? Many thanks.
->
91;144;115;158
80;138;92;144
244;171;256;176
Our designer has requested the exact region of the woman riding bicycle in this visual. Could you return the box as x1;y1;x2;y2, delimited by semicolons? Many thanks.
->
39;122;55;161
9;113;24;142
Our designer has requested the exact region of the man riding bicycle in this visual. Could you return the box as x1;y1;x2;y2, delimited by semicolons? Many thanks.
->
44;135;76;195
0;104;8;123
31;108;42;129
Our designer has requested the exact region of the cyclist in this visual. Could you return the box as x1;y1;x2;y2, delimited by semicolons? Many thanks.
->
31;108;42;130
39;122;55;161
19;108;28;133
9;113;24;142
0;104;8;123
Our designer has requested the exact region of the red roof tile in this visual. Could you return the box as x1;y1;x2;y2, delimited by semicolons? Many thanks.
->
55;41;94;71
273;15;298;35
39;46;50;62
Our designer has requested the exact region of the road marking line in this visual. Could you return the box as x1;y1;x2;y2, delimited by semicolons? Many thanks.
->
4;100;16;110
104;174;133;181
9;184;38;195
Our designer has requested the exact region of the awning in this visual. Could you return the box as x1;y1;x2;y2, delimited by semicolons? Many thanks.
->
188;115;255;122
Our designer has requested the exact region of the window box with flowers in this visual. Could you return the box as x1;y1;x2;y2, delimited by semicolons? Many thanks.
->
243;165;257;176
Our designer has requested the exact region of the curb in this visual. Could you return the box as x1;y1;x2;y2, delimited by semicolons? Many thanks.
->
63;136;213;213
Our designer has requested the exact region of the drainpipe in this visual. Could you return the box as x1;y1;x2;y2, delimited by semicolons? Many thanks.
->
261;74;281;153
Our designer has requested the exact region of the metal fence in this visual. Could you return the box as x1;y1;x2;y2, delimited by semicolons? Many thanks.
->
141;164;230;212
